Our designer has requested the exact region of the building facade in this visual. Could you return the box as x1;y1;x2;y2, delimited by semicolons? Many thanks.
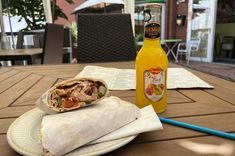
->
57;0;235;64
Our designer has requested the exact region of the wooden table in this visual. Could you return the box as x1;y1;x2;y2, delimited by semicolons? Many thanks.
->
0;48;42;65
0;48;71;65
1;62;235;156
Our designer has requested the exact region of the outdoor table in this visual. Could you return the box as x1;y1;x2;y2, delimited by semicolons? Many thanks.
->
0;48;71;65
163;39;183;62
1;61;235;155
0;48;42;65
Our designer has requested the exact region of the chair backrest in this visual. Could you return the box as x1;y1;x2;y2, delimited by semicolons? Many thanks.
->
41;23;64;64
77;14;136;63
33;33;44;48
177;42;188;53
221;36;233;43
190;38;201;51
63;26;72;48
221;36;233;50
16;30;24;49
62;26;73;63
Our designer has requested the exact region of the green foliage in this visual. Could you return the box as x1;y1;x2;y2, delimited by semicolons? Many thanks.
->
70;22;77;42
2;0;74;30
135;33;143;50
135;33;143;42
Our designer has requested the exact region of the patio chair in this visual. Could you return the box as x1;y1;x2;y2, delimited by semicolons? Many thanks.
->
176;38;201;65
16;29;45;49
16;30;24;49
76;14;136;63
41;23;64;64
221;36;233;58
33;33;44;48
63;26;72;63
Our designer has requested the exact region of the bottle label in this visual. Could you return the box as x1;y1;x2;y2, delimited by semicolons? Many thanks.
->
144;23;160;39
144;67;165;102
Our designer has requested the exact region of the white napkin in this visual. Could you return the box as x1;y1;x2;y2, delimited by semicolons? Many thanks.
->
76;65;213;90
89;105;162;145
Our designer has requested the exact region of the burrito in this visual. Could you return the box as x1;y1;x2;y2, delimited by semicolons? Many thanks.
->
41;96;140;156
37;78;108;114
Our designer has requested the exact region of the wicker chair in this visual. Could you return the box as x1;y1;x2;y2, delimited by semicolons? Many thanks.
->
77;14;136;63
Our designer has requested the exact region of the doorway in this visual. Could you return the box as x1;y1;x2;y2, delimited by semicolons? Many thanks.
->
187;0;217;63
214;0;235;64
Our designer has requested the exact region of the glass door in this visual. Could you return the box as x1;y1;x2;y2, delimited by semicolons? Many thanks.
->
187;0;217;62
214;0;235;63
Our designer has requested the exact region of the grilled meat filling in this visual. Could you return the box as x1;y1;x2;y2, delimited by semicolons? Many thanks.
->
50;80;106;108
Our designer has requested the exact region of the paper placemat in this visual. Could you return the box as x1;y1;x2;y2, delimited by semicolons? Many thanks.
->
76;66;213;90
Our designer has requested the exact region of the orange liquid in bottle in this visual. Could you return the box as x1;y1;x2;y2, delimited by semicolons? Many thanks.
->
135;23;168;113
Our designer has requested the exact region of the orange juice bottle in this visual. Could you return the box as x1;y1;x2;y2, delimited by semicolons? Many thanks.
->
136;22;168;113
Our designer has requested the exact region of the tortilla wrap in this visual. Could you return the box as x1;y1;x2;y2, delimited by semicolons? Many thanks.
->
37;78;109;114
41;96;140;156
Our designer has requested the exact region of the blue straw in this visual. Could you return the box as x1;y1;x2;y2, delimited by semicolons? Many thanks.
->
159;117;235;140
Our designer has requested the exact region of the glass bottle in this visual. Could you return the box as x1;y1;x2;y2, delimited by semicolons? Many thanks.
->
135;9;168;113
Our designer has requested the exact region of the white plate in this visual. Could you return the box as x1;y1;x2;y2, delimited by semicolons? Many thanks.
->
7;108;137;156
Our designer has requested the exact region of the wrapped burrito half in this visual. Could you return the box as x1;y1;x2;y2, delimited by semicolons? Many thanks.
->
41;96;140;156
37;78;108;114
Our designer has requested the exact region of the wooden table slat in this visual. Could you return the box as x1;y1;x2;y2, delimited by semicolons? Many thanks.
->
12;76;57;106
161;102;235;118
178;89;234;107
0;68;11;74
0;118;17;134
205;87;235;105
0;74;42;109
0;72;31;94
134;112;235;143
0;70;20;82
109;136;235;156
0;135;20;156
0;106;35;118
12;70;79;79
167;90;193;104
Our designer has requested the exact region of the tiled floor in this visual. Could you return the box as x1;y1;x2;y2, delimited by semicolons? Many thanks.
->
177;60;235;82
